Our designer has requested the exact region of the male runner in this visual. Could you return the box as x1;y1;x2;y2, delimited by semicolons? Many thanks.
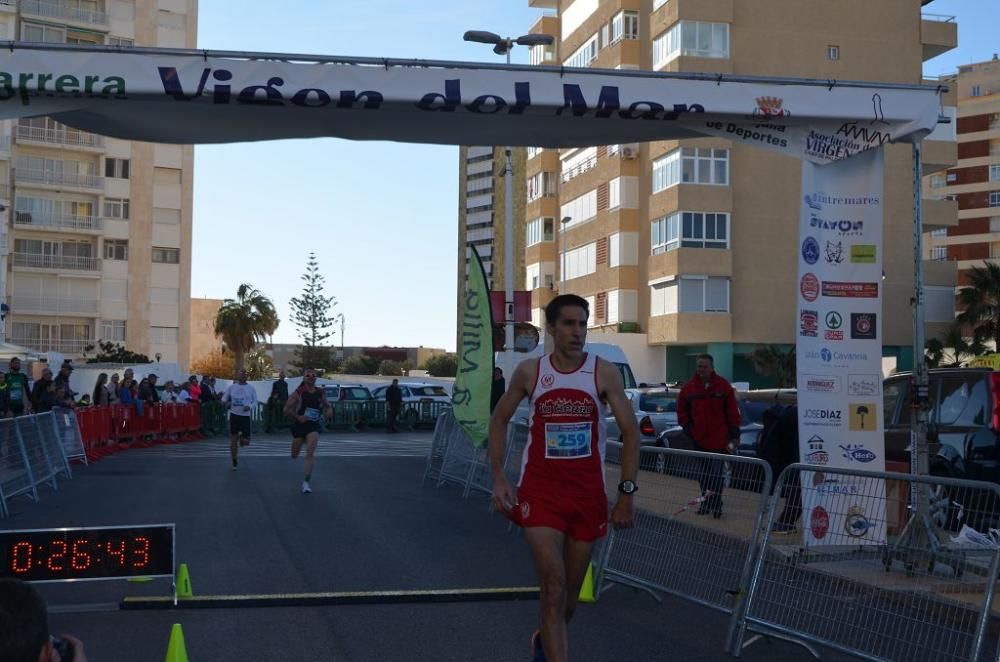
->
5;357;31;417
222;369;258;470
283;368;332;494
489;294;640;662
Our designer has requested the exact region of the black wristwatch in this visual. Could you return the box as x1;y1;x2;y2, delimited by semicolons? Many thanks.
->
618;480;638;495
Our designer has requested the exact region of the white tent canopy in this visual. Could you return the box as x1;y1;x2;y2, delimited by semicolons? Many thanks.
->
0;44;941;162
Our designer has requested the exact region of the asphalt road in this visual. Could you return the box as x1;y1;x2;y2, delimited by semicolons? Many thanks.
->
3;431;854;661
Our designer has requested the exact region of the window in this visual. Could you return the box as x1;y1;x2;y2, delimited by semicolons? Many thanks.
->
991;165;1000;182
930;228;947;237
109;37;134;47
991;192;1000;208
653;148;729;192
528;42;555;65
653;0;670;9
103;198;130;220
526;146;543;159
104;239;128;261
526;217;555;246
16;197;94;224
100;320;126;342
158;11;185;29
827;45;840;61
930;246;948;261
652;212;730;254
677;276;730;313
526;172;556;202
653;21;729;68
111;0;136;21
560;190;598;228
152;247;180;264
971;85;981;97
563;34;598;68
882;380;907;426
105;158;130;179
934;375;989;427
561;243;597;281
930;174;946;188
150;326;179;344
22;23;64;43
610;11;639;44
154;208;181;224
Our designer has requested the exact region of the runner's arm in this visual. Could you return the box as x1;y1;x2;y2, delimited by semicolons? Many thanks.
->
600;359;639;485
488;360;535;475
283;390;300;419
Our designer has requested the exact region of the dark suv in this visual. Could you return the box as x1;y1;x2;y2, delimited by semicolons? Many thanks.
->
884;368;1000;483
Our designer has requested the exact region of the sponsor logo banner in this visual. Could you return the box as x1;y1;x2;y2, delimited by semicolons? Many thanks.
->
797;148;885;547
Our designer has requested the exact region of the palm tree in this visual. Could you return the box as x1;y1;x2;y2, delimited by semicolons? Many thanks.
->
957;262;1000;350
214;283;279;372
748;345;796;388
925;322;985;368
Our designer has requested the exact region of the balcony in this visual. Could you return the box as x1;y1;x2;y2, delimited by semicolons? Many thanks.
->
648;312;733;344
920;14;957;61
8;338;93;355
0;135;10;156
20;0;109;28
10;296;99;316
14;211;102;233
921;140;957;174
15;124;104;151
922;197;958;231
15;168;103;191
560;155;598;183
12;252;99;272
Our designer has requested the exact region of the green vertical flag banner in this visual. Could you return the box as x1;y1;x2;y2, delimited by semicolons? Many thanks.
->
452;246;494;448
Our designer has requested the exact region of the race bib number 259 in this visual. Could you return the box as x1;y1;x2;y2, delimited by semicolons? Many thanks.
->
545;422;592;459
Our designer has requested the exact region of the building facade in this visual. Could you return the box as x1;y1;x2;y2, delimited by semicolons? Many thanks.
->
524;0;958;384
925;56;1000;303
188;296;223;368
0;0;197;366
456;145;526;349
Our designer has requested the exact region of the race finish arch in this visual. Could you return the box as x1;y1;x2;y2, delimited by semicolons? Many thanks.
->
0;43;945;549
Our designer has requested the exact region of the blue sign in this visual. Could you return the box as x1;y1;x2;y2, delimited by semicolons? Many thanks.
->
801;237;820;265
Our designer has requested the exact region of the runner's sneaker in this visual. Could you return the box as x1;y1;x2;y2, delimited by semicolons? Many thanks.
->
530;629;546;662
231;461;238;471
301;481;312;494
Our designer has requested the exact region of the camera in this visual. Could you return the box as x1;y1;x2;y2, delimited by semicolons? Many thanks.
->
52;636;75;661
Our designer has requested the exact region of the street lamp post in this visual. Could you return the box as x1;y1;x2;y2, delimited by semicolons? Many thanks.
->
464;30;554;377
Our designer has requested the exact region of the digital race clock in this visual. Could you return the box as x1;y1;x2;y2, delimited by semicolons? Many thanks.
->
0;524;174;583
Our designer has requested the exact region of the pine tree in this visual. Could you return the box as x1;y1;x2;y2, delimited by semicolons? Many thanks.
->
289;253;337;372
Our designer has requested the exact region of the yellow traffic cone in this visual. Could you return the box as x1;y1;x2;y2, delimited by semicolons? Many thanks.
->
164;623;189;662
176;564;193;599
578;563;597;603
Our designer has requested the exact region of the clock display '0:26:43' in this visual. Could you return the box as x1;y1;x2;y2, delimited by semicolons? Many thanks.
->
0;526;174;582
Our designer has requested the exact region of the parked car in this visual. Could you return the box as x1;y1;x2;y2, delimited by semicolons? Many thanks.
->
323;384;374;404
321;384;375;428
370;381;451;427
605;387;680;446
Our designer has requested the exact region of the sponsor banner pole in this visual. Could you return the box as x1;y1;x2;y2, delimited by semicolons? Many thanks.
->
452;247;494;448
796;147;886;547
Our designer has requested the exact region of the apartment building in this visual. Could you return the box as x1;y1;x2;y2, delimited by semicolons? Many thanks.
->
456;145;526;348
524;0;958;384
925;56;1000;297
0;0;196;366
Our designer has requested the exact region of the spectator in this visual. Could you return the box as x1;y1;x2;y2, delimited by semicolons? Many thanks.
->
92;373;111;407
677;354;741;519
36;381;58;414
76;394;92;408
138;374;160;404
199;376;216;402
188;375;202;401
54;362;76;401
757;404;802;533
5;357;31;417
0;577;88;662
29;369;53;412
161;381;179;402
266;370;289;432
54;386;75;410
0;370;8;419
118;377;144;416
176;382;193;403
108;373;121;404
385;378;403;433
490;367;505;413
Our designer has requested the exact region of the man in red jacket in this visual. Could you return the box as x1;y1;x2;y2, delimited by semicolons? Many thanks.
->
677;354;742;518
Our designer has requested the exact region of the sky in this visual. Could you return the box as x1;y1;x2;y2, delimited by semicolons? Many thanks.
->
191;0;996;354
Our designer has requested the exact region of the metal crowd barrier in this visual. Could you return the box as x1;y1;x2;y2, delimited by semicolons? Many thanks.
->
734;464;1000;662
46;408;87;466
595;442;772;653
421;411;455;486
0;412;77;518
466;421;529;500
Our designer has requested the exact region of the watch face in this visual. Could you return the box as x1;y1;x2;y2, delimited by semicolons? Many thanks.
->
620;480;637;494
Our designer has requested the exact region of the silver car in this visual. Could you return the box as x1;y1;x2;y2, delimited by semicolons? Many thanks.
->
605;387;680;446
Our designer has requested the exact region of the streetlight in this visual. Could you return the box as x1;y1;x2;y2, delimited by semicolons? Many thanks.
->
334;312;345;359
463;30;555;376
560;216;572;292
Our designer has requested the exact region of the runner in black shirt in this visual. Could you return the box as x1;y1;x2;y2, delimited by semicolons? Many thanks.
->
283;369;331;494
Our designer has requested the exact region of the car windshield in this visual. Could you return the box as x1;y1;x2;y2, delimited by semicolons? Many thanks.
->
410;386;448;397
639;392;676;413
340;387;371;401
